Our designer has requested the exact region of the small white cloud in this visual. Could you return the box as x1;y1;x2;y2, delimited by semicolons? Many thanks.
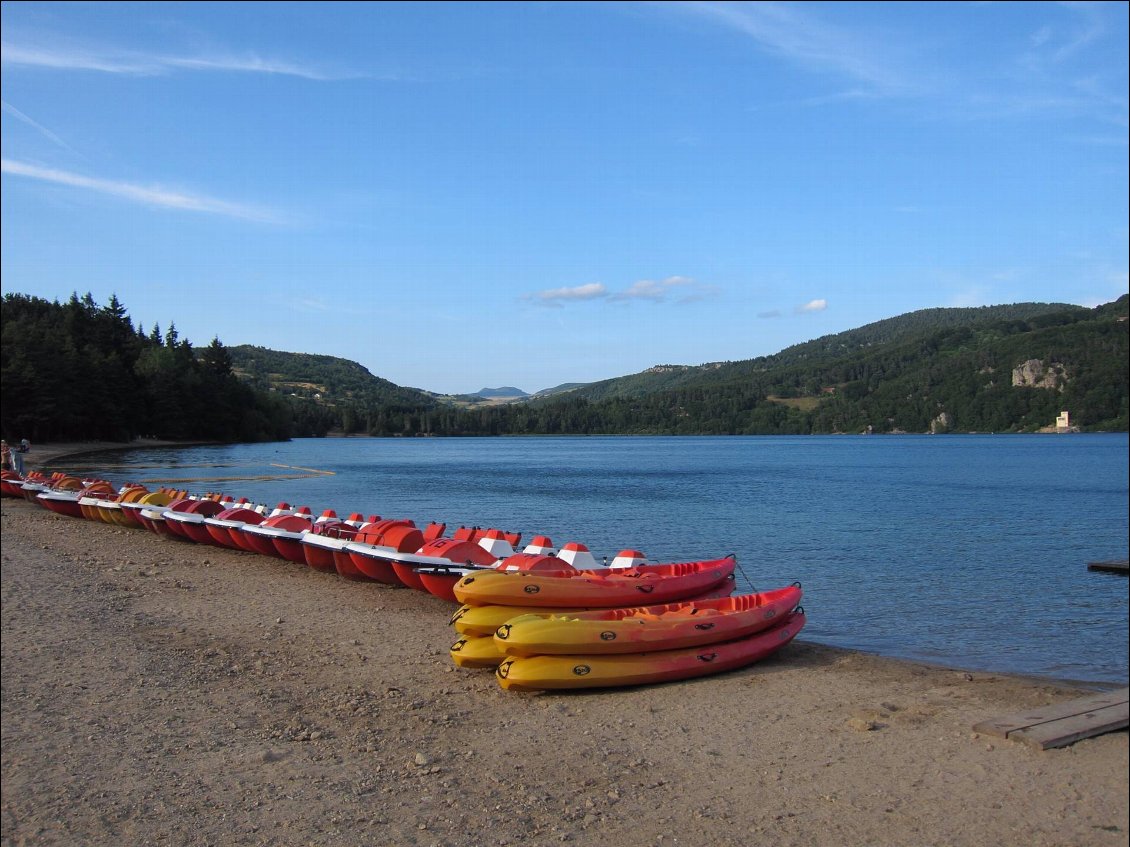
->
530;282;609;307
527;275;718;308
613;277;684;302
617;279;668;301
796;299;828;314
2;158;284;223
610;276;718;304
757;309;783;319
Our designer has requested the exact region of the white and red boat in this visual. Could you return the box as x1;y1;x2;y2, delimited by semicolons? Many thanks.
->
163;497;233;543
202;503;267;550
239;506;315;560
36;476;96;518
300;513;376;574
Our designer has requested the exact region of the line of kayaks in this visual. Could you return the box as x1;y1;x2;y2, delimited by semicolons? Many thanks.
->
4;471;665;600
3;467;805;691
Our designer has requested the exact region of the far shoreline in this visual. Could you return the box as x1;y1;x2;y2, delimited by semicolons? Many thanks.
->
27;427;1125;473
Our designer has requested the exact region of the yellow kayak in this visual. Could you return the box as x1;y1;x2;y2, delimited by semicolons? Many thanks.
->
449;635;508;669
495;609;805;691
494;584;802;657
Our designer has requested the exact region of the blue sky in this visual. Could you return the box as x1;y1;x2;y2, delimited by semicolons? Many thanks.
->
2;1;1127;395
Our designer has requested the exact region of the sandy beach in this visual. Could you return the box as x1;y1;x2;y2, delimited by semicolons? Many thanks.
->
2;443;1127;847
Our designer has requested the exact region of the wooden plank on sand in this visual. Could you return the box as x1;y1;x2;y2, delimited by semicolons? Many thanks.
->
973;688;1129;750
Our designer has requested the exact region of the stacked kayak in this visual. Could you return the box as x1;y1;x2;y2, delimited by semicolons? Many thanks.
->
495;607;805;691
448;556;739;670
448;557;803;691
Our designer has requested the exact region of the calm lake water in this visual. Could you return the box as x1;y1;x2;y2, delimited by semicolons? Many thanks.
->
66;434;1129;685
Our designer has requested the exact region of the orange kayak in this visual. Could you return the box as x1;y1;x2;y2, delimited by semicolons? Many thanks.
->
453;556;737;608
449;577;738;637
494;583;802;656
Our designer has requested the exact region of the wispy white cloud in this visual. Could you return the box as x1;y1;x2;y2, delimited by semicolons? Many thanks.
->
1;36;348;81
528;276;719;308
678;2;1127;127
1038;5;1106;64
1;159;284;223
160;53;347;81
795;298;828;314
1;100;75;152
676;1;911;96
1029;26;1054;50
983;4;1127;125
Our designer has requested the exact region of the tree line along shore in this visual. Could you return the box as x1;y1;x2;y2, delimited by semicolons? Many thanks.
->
3;291;1126;445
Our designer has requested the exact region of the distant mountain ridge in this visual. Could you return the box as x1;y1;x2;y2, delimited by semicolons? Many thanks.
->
10;292;1120;442
474;386;528;399
222;297;1127;434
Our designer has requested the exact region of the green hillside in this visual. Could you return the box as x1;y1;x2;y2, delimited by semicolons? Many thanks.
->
5;291;1123;443
557;301;1089;404
228;345;437;407
229;297;1128;435
518;297;1127;434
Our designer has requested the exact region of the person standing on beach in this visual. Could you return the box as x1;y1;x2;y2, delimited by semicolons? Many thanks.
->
9;440;25;474
13;439;29;474
1;440;9;471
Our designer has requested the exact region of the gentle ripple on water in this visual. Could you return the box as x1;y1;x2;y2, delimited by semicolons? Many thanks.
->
64;434;1129;684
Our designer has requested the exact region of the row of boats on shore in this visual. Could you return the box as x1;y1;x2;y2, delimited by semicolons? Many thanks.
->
1;467;806;690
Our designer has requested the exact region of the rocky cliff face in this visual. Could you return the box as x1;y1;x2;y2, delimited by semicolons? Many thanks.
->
1011;359;1068;390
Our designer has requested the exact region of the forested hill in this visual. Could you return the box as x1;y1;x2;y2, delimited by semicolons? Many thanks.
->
228;345;436;407
221;296;1126;435
519;297;1125;434
553;301;1091;404
750;301;1088;369
516;296;1126;434
2;292;1126;442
